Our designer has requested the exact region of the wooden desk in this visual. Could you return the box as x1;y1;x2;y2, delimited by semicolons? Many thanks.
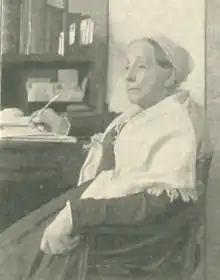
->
0;138;87;232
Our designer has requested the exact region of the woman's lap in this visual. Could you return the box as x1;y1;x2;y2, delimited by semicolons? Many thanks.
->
0;181;186;280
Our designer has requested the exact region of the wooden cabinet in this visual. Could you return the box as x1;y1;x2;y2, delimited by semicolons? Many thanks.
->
0;0;109;231
0;0;109;136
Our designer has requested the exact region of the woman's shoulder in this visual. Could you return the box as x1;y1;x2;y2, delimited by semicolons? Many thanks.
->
141;90;194;128
173;90;204;124
173;90;210;152
174;90;203;116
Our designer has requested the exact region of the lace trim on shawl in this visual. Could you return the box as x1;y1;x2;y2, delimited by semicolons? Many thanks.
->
83;133;104;152
146;187;198;202
146;180;205;202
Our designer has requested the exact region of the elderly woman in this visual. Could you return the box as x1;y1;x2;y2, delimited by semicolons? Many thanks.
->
0;35;210;280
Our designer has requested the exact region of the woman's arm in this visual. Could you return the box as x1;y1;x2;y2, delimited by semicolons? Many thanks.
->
70;190;192;233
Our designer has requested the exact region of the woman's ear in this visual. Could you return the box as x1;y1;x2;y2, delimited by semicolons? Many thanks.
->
164;70;176;88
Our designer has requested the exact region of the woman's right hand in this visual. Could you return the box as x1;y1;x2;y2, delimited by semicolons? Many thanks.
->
30;108;70;135
40;202;80;255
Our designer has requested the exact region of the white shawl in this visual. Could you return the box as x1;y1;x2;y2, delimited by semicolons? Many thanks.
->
78;91;205;202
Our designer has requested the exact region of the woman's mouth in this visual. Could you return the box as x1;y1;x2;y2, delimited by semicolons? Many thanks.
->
128;88;139;92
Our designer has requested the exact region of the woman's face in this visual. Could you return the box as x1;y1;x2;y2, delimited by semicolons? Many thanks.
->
124;40;170;108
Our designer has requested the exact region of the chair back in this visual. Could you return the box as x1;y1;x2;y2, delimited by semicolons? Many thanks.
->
196;153;213;187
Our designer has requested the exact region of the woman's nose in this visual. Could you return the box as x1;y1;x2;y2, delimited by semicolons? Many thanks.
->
126;67;136;82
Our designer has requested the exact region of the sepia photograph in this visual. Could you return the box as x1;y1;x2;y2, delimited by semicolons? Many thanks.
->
0;0;218;279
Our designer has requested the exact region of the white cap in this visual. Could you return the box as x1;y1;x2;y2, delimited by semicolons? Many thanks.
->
149;35;194;85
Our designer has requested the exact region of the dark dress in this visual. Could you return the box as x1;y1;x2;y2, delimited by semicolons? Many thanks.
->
0;176;193;280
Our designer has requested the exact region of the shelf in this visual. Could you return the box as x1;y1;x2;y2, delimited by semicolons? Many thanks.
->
28;101;87;105
28;101;93;108
2;48;92;68
27;101;95;114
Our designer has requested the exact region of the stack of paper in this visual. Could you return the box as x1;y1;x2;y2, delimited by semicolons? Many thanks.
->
0;109;77;143
0;126;77;143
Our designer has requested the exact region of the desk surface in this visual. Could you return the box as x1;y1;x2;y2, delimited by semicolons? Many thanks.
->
0;136;78;149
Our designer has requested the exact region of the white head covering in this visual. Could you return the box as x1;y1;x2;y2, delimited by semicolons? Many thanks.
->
149;35;194;85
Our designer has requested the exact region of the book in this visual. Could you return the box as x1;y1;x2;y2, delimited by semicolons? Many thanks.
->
69;23;76;45
80;17;88;45
66;12;82;54
58;31;65;55
89;19;94;44
19;0;47;54
79;16;94;45
1;0;21;54
45;4;64;54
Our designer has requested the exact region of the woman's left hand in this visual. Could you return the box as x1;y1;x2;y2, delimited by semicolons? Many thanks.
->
40;203;80;255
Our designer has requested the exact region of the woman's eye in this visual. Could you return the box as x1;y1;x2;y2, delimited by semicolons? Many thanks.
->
125;65;130;71
138;65;146;69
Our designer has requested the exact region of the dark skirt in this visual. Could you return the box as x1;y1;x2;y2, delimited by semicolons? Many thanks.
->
0;183;189;280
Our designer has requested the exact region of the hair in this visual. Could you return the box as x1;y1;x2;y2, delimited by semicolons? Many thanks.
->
129;38;174;70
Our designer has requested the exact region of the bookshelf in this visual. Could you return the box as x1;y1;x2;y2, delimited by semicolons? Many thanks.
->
2;52;92;66
0;0;108;226
0;0;109;137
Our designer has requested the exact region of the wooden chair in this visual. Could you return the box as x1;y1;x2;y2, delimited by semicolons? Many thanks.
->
76;154;213;280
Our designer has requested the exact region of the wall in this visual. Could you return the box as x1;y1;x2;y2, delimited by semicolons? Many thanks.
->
206;0;220;278
0;0;1;108
107;0;205;112
207;0;220;146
